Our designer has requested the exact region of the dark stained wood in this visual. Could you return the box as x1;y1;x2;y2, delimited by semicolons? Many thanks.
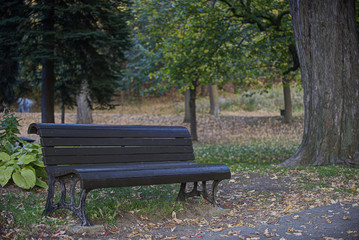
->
28;123;231;226
29;123;191;138
42;146;194;156
40;137;192;147
44;153;195;165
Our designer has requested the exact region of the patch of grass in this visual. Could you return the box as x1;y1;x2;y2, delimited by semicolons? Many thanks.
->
86;184;181;224
194;142;297;167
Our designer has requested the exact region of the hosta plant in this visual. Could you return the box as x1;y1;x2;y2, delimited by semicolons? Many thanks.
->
0;113;47;189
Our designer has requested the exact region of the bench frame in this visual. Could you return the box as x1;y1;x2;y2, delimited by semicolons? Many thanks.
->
28;123;231;226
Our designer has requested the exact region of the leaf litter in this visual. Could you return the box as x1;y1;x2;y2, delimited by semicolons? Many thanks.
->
1;113;358;239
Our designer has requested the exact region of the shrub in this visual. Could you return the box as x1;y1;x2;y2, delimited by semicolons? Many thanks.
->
0;113;47;189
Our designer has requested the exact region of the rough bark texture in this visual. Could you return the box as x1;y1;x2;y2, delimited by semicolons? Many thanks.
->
76;81;93;124
281;0;359;167
41;0;55;123
209;84;220;115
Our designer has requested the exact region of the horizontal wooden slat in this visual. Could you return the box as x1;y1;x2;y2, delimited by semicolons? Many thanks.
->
40;137;192;147
43;153;195;165
42;146;193;156
45;161;197;177
29;123;190;138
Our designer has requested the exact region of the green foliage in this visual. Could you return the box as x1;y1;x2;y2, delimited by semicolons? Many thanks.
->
0;0;27;109
16;0;132;110
0;113;47;189
194;143;297;166
126;0;299;96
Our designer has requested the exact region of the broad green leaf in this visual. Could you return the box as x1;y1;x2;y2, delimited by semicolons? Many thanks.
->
32;160;45;168
0;152;10;162
12;167;36;189
0;167;14;187
35;167;48;178
35;178;48;189
17;154;36;165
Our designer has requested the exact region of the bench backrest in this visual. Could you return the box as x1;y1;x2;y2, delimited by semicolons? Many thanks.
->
28;123;194;166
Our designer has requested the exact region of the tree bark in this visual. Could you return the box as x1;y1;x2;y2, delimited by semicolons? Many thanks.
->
281;0;359;167
189;80;198;141
183;89;190;123
41;0;55;123
209;84;220;115
282;77;292;124
76;81;93;124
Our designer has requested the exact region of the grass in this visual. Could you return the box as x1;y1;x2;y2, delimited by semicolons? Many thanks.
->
1;85;358;238
1;143;359;238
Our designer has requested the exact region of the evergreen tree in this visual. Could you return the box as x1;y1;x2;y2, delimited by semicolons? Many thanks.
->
0;0;26;111
20;0;131;122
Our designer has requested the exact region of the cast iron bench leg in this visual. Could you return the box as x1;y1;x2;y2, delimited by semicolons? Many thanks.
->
43;176;58;217
176;180;221;207
43;174;92;226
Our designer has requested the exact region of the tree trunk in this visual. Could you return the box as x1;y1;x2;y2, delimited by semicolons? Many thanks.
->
281;0;359;167
183;89;190;123
41;0;55;123
209;84;220;115
189;81;198;141
76;81;93;124
282;77;292;124
61;100;65;124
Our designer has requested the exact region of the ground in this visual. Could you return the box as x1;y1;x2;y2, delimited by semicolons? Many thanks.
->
1;112;359;239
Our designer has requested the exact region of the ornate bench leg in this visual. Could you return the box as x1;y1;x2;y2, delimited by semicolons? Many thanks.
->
201;180;220;207
43;176;58;216
176;182;201;201
43;174;92;226
176;180;221;207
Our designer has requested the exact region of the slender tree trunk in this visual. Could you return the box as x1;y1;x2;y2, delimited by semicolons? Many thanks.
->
189;80;198;141
209;84;220;115
76;81;93;124
282;77;292;123
61;100;65;124
183;89;190;123
281;0;359;167
41;0;55;123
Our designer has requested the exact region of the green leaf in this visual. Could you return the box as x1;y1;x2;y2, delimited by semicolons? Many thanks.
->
35;167;48;178
35;178;48;189
32;160;45;168
12;167;36;189
17;155;36;165
0;166;14;187
0;152;10;162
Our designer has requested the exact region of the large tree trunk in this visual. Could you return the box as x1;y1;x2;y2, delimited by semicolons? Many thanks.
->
281;0;359;167
76;81;93;124
41;0;55;123
209;84;220;115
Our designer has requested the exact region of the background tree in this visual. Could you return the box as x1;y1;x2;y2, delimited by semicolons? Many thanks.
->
134;0;244;140
0;0;26;111
216;0;299;123
21;0;131;123
280;0;359;167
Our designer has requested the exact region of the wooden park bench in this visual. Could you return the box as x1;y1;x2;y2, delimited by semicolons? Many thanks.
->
28;123;231;226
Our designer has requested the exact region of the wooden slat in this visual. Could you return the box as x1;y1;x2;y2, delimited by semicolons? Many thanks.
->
42;146;194;156
45;161;197;177
40;137;192;147
29;123;190;138
43;153;195;165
